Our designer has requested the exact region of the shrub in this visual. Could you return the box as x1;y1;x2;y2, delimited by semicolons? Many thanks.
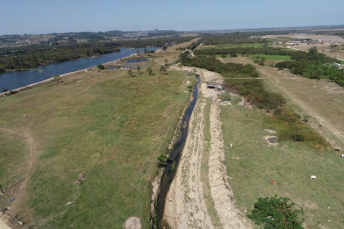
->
247;196;304;229
128;70;135;77
218;93;231;101
157;155;168;167
97;64;105;70
266;107;327;149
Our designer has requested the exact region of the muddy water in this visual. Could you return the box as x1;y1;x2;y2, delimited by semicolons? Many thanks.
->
156;77;200;228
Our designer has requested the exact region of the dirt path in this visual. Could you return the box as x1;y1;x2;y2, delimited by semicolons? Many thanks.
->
164;66;252;228
0;127;37;228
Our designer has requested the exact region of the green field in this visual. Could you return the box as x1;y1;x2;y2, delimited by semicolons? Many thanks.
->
220;103;344;228
201;43;268;49
0;67;194;228
249;54;291;61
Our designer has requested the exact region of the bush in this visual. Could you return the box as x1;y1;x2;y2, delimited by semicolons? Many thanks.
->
218;93;231;101
266;107;328;149
157;155;168;167
247;196;304;229
97;64;105;70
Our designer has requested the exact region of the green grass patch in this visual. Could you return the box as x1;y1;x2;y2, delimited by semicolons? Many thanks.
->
220;104;344;228
216;54;232;58
201;43;266;50
249;54;291;61
0;131;26;191
216;43;268;49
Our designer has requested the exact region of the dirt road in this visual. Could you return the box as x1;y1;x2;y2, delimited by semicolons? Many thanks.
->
164;67;252;228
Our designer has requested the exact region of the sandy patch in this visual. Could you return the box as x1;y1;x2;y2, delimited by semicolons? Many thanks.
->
0;217;10;229
124;217;141;229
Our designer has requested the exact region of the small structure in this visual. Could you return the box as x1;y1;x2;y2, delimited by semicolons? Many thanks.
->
206;82;222;90
341;154;344;158
310;175;316;179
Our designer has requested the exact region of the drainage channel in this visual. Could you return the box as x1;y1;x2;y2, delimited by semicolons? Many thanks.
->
155;76;200;228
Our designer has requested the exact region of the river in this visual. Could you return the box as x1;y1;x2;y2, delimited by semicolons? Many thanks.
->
0;47;160;91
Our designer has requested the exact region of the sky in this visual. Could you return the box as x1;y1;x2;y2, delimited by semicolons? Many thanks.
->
1;0;344;35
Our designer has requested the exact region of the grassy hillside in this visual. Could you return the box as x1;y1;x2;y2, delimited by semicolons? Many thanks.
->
0;66;194;228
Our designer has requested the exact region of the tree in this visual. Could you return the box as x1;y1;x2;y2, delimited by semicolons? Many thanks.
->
157;155;168;167
258;57;266;66
179;51;191;62
97;64;105;70
307;46;318;61
164;59;168;66
159;65;167;74
147;67;153;75
162;45;167;51
128;69;135;77
247;196;304;229
136;65;141;74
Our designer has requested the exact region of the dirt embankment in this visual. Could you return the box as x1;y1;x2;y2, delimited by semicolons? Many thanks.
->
164;66;252;228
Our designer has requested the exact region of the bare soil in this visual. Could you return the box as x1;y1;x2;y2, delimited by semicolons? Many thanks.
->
124;217;141;229
0;216;10;229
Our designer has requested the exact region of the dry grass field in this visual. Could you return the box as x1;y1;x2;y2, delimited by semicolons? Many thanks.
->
221;103;344;228
220;56;344;149
218;55;344;228
0;47;195;228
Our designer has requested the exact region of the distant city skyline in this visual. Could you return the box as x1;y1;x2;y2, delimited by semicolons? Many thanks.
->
1;0;343;35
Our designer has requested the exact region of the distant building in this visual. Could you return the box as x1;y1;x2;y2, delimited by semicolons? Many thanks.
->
164;41;176;46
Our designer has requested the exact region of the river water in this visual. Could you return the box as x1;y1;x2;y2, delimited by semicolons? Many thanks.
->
156;77;200;228
0;47;160;91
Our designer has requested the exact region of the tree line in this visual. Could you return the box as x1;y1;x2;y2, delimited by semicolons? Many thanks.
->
0;43;120;72
276;47;344;86
181;54;259;78
0;37;195;73
195;46;344;87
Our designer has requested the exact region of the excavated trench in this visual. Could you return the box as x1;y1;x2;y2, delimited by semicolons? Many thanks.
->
155;77;200;228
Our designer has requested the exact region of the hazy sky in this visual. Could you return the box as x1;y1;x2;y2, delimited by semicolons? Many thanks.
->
1;0;343;35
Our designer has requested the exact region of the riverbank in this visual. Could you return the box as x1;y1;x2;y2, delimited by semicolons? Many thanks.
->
0;52;144;99
0;47;160;92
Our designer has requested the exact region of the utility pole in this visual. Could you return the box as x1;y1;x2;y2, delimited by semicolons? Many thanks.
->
0;185;4;193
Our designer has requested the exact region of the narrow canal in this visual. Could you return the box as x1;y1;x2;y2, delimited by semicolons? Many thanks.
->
156;76;200;228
